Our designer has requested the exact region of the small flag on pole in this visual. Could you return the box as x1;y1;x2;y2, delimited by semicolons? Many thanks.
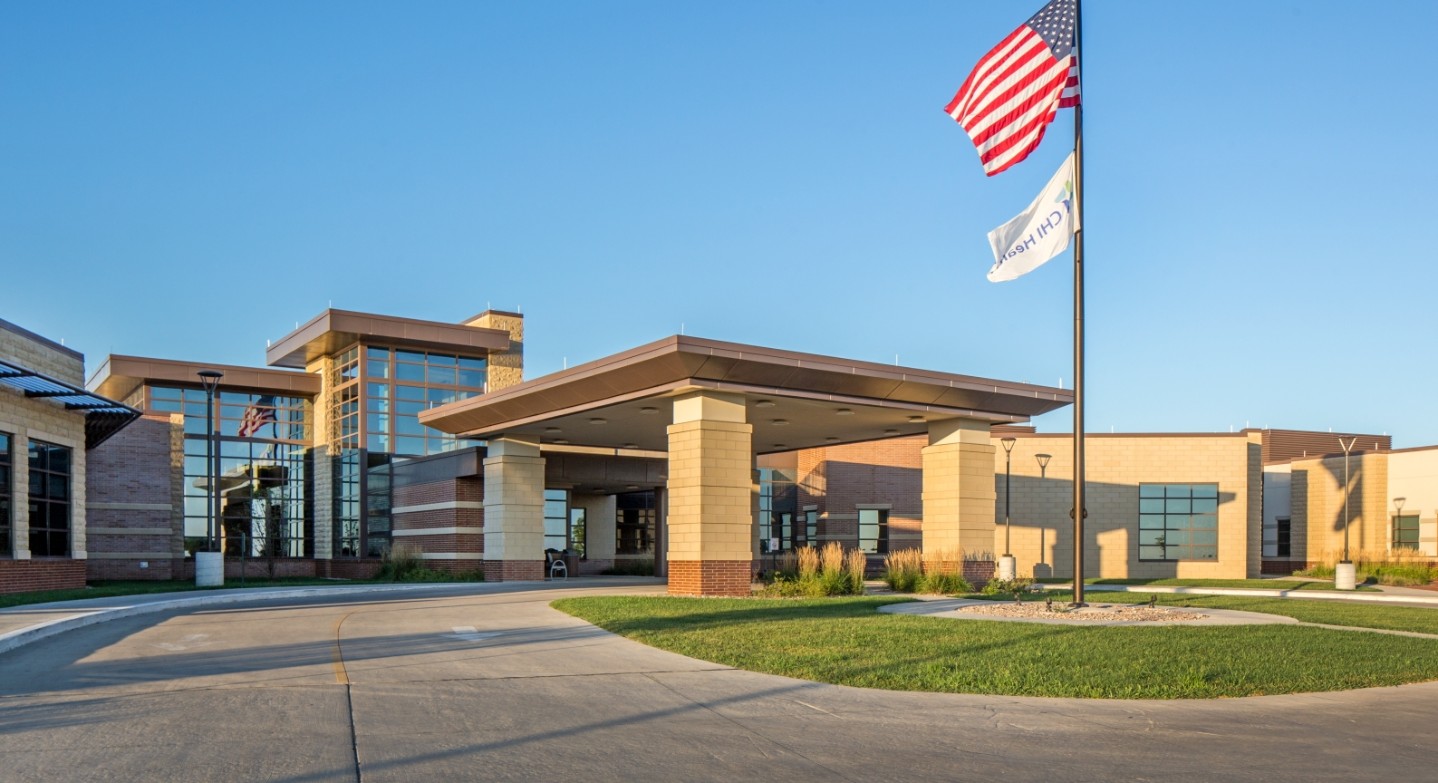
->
986;151;1077;282
945;0;1079;176
238;395;278;437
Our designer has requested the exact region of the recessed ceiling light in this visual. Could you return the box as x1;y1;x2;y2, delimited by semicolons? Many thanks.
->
626;485;639;490
772;443;787;449
544;426;561;433
884;428;900;435
771;418;789;426
908;415;926;423
622;443;638;449
639;406;658;414
755;400;776;408
589;417;607;425
825;436;839;442
552;439;569;445
835;408;854;416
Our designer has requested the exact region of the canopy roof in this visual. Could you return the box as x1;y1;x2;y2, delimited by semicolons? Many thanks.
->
421;336;1072;454
1;358;140;449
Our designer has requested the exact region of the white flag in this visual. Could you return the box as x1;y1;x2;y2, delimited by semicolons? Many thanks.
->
986;152;1079;282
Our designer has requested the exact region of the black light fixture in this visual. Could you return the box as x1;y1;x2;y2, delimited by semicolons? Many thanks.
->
197;370;223;554
1001;437;1017;557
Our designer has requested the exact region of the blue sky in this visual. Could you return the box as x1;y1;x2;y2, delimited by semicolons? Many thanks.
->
3;1;1434;446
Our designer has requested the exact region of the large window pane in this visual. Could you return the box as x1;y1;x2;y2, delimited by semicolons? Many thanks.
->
1136;483;1219;561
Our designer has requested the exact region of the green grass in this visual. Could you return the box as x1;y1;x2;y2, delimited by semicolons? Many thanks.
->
554;595;1438;699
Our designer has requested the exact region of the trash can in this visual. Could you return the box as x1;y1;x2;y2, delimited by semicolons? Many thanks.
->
563;552;580;577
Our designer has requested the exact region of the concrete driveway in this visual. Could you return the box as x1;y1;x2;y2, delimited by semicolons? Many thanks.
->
1;581;1435;782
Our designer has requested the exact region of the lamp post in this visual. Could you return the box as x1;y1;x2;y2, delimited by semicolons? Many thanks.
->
196;370;224;587
1035;453;1051;571
1336;436;1358;590
1394;496;1407;552
998;437;1017;580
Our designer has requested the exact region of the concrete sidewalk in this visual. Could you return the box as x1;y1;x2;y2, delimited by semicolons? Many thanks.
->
0;577;665;655
1045;581;1438;606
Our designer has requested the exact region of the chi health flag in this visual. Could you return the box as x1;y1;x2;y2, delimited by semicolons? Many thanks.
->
986;151;1077;282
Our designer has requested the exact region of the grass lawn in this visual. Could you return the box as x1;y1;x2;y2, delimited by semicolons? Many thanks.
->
553;595;1438;699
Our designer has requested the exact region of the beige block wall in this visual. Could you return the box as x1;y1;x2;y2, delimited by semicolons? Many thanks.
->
0;325;84;385
993;433;1260;579
481;439;546;561
1390;449;1438;556
665;419;754;561
464;311;524;391
0;336;89;560
1292;451;1392;562
921;419;996;563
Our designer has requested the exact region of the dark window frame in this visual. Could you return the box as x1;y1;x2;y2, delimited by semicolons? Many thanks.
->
1138;483;1219;562
1393;514;1421;551
0;431;11;557
27;439;71;558
858;507;889;554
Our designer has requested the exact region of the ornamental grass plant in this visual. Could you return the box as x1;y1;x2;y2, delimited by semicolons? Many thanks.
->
759;543;866;597
1298;549;1438;586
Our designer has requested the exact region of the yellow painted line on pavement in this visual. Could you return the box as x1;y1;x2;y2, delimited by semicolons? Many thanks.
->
332;611;354;685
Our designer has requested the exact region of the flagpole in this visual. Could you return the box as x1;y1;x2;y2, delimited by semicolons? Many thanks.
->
1070;0;1087;606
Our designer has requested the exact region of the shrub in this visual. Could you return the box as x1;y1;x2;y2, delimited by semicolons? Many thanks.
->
982;576;1035;596
920;571;973;595
756;544;865;597
883;549;925;592
375;544;468;582
601;558;655;576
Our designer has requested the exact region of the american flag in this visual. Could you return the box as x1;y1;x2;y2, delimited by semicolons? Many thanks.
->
945;0;1080;176
238;395;278;437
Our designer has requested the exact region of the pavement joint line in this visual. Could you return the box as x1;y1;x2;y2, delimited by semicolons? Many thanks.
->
0;580;664;657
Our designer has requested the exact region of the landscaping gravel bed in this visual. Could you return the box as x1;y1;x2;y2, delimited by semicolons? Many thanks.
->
959;602;1207;622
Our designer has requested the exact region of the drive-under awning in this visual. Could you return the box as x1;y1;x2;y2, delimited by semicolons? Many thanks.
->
419;336;1072;453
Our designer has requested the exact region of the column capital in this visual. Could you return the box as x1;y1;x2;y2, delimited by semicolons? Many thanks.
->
672;391;747;424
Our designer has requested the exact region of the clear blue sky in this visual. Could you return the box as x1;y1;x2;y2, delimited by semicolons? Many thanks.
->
3;1;1434;446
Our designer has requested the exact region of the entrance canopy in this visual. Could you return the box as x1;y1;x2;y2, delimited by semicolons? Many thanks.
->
420;336;1071;452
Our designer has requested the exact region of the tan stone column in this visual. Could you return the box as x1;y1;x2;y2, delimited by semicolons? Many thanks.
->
482;436;546;581
921;419;996;574
666;391;753;596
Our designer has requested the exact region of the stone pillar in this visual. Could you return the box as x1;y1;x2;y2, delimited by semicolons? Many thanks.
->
464;310;524;391
921;419;996;574
666;391;753;597
482;436;546;581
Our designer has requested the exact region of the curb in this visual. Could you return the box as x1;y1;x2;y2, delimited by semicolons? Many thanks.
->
0;582;496;656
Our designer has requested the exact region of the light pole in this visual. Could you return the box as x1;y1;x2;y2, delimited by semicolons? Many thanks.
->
1336;436;1358;590
998;437;1016;580
1394;496;1407;552
1035;453;1051;569
197;370;224;586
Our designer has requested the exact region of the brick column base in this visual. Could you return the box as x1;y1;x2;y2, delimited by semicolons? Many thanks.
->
667;560;753;597
484;560;544;582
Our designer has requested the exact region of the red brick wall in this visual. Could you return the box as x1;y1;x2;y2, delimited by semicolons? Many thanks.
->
392;477;483;558
668;559;752;596
796;436;925;548
85;414;182;582
0;560;86;594
484;559;542;581
318;559;384;580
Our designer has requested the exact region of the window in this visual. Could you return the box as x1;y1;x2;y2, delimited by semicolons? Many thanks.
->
757;468;797;552
858;508;889;554
1393;514;1421;551
544;489;569;551
28;440;71;557
362;345;487;457
804;508;818;546
570;507;586;558
615;491;655;555
0;432;10;556
1139;483;1218;561
1275;516;1291;558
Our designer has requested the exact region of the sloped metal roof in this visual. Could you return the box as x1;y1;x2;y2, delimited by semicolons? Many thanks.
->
0;358;141;449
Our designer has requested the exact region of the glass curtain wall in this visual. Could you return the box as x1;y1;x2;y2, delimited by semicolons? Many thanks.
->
757;468;798;553
329;343;488;558
151;386;310;557
0;432;10;556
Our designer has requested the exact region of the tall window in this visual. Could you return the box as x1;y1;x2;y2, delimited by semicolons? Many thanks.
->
858;508;889;554
1393;514;1421;551
615;491;655;555
0;432;11;556
28;440;71;557
570;507;587;558
757;468;797;553
804;509;818;545
544;489;569;551
1275;517;1291;558
1139;483;1218;561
